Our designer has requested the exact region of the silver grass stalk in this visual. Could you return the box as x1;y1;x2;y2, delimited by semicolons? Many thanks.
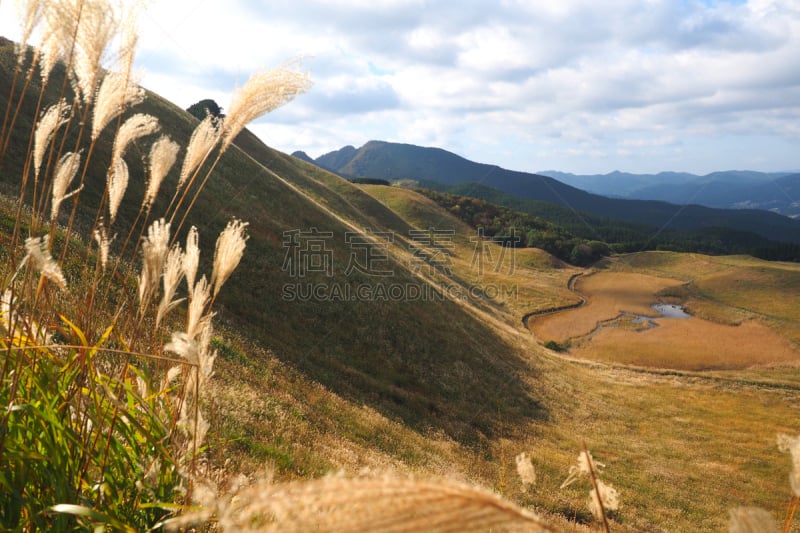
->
183;226;199;290
116;3;140;79
137;218;170;313
210;218;248;299
13;0;44;65
164;328;212;460
22;235;67;290
50;151;82;222
111;113;159;167
38;14;68;85
166;475;555;533
93;225;111;270
34;100;70;179
728;507;779;533
156;245;185;328
144;135;180;208
588;479;619;520
178;115;220;187
515;452;537;489
561;449;604;489
186;275;211;340
221;66;311;151
92;71;145;141
39;0;83;84
164;327;215;387
71;0;120;105
777;433;800;495
197;319;216;384
107;157;128;224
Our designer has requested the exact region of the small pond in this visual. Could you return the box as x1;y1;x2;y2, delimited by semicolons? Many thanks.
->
652;303;691;318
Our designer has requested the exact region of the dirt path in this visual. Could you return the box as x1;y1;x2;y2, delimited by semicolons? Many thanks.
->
521;272;587;329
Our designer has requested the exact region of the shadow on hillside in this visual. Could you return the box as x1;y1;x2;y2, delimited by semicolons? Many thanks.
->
223;263;549;446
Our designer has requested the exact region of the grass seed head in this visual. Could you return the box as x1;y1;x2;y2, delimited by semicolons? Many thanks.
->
111;113;159;167
138;218;170;312
167;475;554;533
107;157;128;224
144;135;180;208
14;0;44;64
34;100;70;179
71;0;121;105
515;452;537;489
186;275;211;339
183;226;200;290
179;115;220;187
561;449;604;489
23;235;67;290
92;71;145;140
777;433;800;495
93;225;111;270
50;151;82;222
221;66;311;151
588;479;619;519
156;245;186;327
210;218;249;299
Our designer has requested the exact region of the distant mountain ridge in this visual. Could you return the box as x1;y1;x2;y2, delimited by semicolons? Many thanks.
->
298;141;800;244
539;169;800;216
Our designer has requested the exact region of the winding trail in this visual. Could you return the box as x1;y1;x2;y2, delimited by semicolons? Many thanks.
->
521;271;588;329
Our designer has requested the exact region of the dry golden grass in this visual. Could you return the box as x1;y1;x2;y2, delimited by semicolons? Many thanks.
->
577;318;800;370
359;185;581;320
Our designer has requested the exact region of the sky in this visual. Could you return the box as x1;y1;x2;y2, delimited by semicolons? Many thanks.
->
1;0;799;175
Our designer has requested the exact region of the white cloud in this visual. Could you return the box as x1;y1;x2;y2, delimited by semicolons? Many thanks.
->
1;0;798;174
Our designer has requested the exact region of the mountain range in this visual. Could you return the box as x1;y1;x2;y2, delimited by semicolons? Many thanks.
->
294;141;800;245
540;169;800;216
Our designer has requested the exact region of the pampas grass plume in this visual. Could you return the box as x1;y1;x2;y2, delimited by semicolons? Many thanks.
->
179;115;220;187
108;157;128;224
588;479;619;520
561;449;603;489
34;100;70;179
92;71;145;140
210;218;248;299
22;235;67;290
777;433;800;496
186;275;210;340
50;151;82;222
183;226;200;291
71;0;120;104
144;135;180;208
112;113;159;166
168;475;555;533
138;218;170;312
14;0;44;64
93;225;111;270
156;245;185;327
515;452;537;489
221;66;311;151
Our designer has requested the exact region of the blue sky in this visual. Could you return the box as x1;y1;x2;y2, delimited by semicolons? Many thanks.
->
1;0;799;175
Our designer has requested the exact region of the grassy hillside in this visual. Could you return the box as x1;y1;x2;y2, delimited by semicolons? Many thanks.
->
3;33;800;532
